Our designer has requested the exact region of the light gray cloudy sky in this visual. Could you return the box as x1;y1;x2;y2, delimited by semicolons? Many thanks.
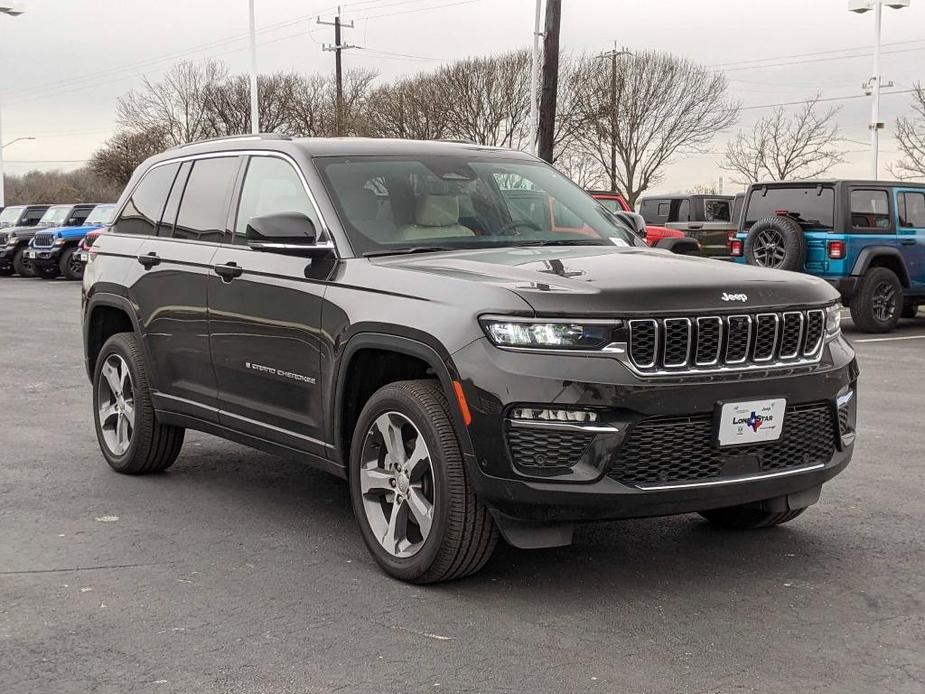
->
1;0;924;193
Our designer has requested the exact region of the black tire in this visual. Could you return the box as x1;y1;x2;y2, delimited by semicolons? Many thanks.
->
744;216;806;271
699;506;806;529
849;266;903;333
59;247;84;281
901;303;919;319
92;332;185;474
0;265;12;277
349;379;498;583
12;247;34;277
37;263;60;280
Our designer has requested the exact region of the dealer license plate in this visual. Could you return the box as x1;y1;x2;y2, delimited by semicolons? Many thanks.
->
25;250;36;259
77;251;88;262
717;399;786;447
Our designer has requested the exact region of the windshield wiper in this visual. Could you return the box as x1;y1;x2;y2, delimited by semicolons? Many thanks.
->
510;239;607;247
363;245;456;258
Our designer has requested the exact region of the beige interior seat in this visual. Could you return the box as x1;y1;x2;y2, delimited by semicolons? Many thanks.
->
396;194;475;240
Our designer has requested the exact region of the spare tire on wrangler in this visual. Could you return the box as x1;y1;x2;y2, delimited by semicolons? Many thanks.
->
744;215;806;271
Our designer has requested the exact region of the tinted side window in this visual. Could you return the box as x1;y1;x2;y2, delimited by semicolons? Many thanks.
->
639;200;665;224
22;209;47;226
657;201;671;217
174;157;240;242
704;199;731;222
158;161;192;236
67;208;92;226
115;163;180;236
850;190;890;230
234;156;319;239
898;192;925;228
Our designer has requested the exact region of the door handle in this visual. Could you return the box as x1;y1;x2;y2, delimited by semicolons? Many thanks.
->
688;224;703;230
214;262;244;282
137;252;161;269
900;239;917;246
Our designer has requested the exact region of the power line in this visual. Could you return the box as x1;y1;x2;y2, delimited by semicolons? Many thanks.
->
710;38;925;69
739;88;915;112
721;45;925;73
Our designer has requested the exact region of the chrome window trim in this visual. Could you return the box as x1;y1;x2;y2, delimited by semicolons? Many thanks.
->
695;316;723;366
662;317;692;368
628;318;659;369
804;309;826;356
110;149;339;258
724;314;752;365
753;312;780;363
779;311;804;359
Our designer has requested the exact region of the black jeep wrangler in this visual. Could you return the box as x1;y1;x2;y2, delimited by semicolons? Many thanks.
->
82;136;858;583
0;204;50;275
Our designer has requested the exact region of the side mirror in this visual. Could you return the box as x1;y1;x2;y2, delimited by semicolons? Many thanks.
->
246;212;331;257
613;210;647;238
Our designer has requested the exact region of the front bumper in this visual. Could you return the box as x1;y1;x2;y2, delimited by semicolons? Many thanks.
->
825;277;858;304
25;247;63;267
453;336;858;524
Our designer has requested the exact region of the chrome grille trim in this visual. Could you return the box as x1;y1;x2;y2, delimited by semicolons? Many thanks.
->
33;232;56;248
624;308;829;377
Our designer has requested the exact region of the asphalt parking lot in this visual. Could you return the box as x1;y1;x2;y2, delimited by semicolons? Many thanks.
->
1;278;923;694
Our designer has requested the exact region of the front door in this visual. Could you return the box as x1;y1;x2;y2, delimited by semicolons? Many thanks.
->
896;189;925;291
208;153;330;458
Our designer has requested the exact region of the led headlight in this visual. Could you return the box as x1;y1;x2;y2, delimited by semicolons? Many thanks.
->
825;302;843;340
6;234;16;246
481;318;620;350
54;237;66;245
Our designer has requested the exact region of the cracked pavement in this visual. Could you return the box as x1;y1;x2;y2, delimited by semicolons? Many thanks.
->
1;279;923;693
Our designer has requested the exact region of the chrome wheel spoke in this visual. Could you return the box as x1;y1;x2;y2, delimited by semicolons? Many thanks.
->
97;354;135;457
99;402;118;424
405;438;430;482
406;487;434;538
382;499;409;556
101;360;122;397
360;465;394;496
374;413;406;468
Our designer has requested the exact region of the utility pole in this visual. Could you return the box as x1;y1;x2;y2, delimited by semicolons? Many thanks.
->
319;6;359;137
247;0;259;135
536;0;560;163
597;44;632;193
528;0;543;155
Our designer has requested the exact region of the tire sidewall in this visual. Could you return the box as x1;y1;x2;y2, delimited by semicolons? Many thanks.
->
92;334;146;472
60;247;83;281
13;247;34;277
744;217;806;271
854;267;902;332
349;385;454;581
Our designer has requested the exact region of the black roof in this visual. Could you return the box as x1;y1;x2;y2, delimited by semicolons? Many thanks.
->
749;179;925;188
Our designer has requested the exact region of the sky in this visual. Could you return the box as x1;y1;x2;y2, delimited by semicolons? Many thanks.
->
1;0;924;194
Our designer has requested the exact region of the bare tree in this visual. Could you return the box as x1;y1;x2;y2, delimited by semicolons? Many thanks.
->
554;150;607;189
722;96;844;184
890;83;925;180
364;74;451;141
3;168;122;204
288;68;377;137
117;60;227;145
204;72;301;136
88;128;169;187
571;50;738;207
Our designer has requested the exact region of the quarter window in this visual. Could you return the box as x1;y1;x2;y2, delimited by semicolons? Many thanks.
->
234;156;319;239
704;199;731;222
850;190;890;230
898;192;925;228
173;157;240;242
114;163;180;236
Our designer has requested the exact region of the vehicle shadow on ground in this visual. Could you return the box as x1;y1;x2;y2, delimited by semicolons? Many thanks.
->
147;437;851;602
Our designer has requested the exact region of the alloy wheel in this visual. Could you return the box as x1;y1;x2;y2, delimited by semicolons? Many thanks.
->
872;281;897;322
97;354;136;456
752;228;786;267
359;411;436;558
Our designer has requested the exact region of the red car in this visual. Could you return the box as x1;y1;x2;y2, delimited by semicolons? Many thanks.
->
589;191;686;247
75;227;108;275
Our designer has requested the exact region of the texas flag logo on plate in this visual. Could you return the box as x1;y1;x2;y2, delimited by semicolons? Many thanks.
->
717;399;786;446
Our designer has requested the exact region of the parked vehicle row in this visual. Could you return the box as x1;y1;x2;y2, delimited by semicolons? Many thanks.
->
0;202;113;280
732;179;925;333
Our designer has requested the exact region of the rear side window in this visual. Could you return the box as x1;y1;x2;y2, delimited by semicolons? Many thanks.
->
898;192;925;228
67;208;92;226
744;186;835;229
640;199;668;224
732;196;744;227
21;208;48;226
115;163;180;236
173;157;240;243
657;201;670;217
850;190;890;230
234;156;319;239
704;199;731;222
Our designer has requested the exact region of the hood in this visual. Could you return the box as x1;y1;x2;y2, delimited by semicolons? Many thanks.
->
49;222;105;240
374;245;839;315
3;224;41;241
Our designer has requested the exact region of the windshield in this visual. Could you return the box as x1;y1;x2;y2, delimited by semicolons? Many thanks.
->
315;155;640;255
744;185;835;229
38;205;72;227
84;204;115;225
0;206;25;227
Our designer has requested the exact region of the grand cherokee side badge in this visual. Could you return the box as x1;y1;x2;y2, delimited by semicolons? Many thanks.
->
721;292;748;302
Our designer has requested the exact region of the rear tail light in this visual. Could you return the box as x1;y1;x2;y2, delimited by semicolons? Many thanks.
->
730;239;743;256
828;240;846;259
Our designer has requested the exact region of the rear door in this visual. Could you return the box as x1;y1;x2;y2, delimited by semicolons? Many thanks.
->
895;189;925;290
128;155;240;419
208;153;330;458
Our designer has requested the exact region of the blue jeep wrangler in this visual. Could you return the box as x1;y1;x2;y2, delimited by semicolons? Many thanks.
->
27;203;115;280
733;180;924;333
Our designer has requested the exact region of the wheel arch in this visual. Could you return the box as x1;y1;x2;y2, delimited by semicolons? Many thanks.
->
84;293;143;380
331;331;475;469
851;246;911;287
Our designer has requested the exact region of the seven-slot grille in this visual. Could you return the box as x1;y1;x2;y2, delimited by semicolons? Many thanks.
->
628;309;826;373
32;232;56;248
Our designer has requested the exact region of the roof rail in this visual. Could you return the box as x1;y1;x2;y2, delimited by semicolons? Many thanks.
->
170;133;292;150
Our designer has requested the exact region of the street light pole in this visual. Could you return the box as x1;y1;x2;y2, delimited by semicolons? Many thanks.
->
848;0;912;179
528;0;542;155
1;3;27;207
247;0;259;135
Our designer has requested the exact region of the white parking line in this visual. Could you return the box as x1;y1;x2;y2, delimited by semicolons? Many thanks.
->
853;334;925;343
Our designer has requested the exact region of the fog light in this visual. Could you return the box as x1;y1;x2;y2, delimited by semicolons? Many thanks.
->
510;408;599;423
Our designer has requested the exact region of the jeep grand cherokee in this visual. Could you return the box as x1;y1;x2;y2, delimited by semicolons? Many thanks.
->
82;135;858;583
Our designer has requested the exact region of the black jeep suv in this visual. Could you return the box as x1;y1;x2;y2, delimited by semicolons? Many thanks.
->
82;136;858;583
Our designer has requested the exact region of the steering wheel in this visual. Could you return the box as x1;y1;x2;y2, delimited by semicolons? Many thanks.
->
495;219;543;236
